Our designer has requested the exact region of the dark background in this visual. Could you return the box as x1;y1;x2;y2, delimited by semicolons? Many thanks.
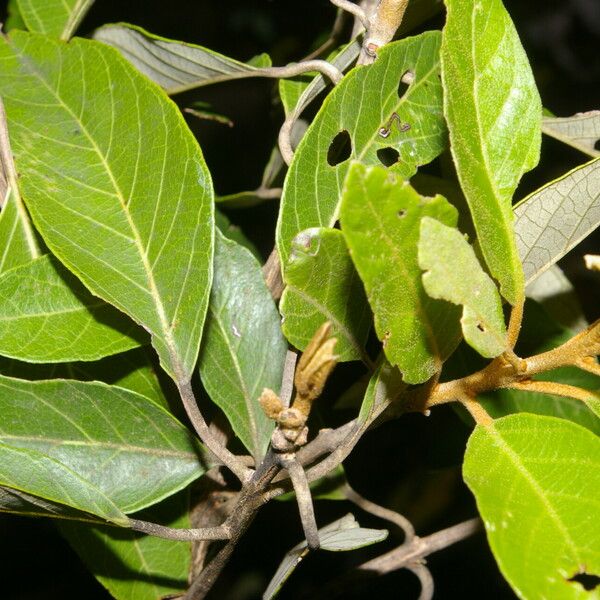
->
0;1;598;598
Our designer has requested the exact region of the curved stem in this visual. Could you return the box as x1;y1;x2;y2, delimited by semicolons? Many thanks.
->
128;518;230;541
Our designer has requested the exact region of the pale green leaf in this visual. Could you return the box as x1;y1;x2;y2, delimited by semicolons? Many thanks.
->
0;255;147;362
277;31;447;268
93;24;273;95
514;157;600;286
340;163;461;384
542;111;600;157
0;375;208;513
441;0;542;304
464;414;600;599
419;217;507;358
17;0;94;40
61;493;191;600
198;232;285;460
0;442;127;524
0;32;214;382
359;359;405;426
263;513;388;600
280;227;371;363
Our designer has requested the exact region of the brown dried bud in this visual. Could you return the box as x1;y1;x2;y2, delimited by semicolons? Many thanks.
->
258;388;284;420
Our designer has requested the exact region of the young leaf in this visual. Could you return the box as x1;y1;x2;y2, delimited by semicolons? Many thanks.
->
441;0;542;305
280;227;371;363
0;375;209;513
464;414;600;600
60;493;191;600
16;0;95;40
340;163;461;384
264;514;388;600
419;217;507;358
5;0;26;31
514;157;600;285
94;24;272;95
0;32;214;383
198;232;286;460
277;31;447;268
0;443;127;525
542;111;600;158
0;256;147;362
358;359;405;426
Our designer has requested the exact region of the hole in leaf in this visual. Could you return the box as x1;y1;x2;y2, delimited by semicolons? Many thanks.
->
397;209;407;218
398;71;414;99
327;130;352;166
476;323;485;332
568;572;600;591
377;147;400;167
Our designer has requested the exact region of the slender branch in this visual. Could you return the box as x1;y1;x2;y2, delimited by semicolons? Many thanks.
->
250;60;343;86
344;484;415;542
303;8;348;61
460;396;493;427
508;379;600;406
331;0;369;26
409;563;435;600
128;518;230;541
177;381;252;482
263;247;285;300
282;457;320;549
506;297;525;349
576;356;600;377
280;350;298;408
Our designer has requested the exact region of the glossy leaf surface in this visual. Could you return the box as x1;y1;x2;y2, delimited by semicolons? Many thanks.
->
441;0;541;304
0;375;207;513
515;158;600;285
94;24;272;94
61;494;191;600
464;414;600;599
277;31;447;267
340;163;460;383
419;218;507;357
17;0;94;39
0;32;214;382
198;232;285;459
0;256;146;362
280;227;371;362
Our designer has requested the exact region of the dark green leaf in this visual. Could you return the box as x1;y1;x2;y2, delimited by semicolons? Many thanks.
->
0;375;208;513
464;414;600;599
280;227;371;362
441;0;541;304
0;32;214;382
198;232;285;460
340;163;461;384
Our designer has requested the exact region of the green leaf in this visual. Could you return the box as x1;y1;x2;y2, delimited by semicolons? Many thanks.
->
280;227;371;363
264;514;388;600
198;232;285;460
542;111;600;158
5;0;27;31
16;0;95;40
277;31;447;268
215;209;260;259
0;375;208;513
419;217;507;358
464;414;600;599
0;442;127;524
514;157;600;286
359;359;405;426
0;255;147;362
479;299;600;432
60;493;191;600
441;0;541;305
93;24;272;95
340;163;461;384
0;32;214;382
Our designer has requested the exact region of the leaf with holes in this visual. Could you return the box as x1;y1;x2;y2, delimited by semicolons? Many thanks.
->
419;217;507;358
515;157;600;286
0;255;147;362
277;31;447;268
464;414;600;600
94;24;272;95
340;163;461;383
198;232;285;460
264;514;388;600
0;375;209;513
280;228;371;363
542;111;600;158
17;0;95;40
441;0;541;305
0;32;214;383
60;493;191;600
